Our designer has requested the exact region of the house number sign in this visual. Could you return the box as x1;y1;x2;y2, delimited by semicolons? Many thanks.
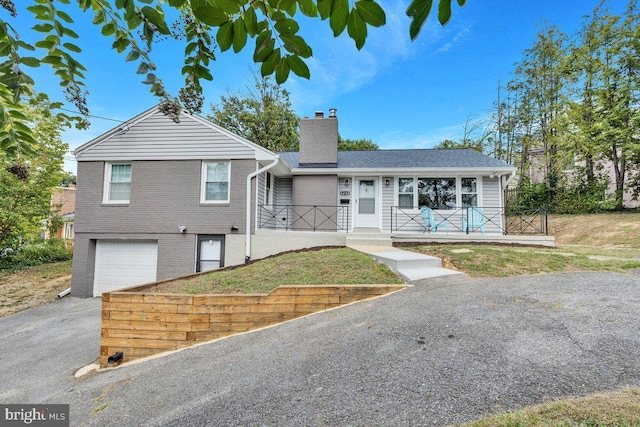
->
340;191;351;196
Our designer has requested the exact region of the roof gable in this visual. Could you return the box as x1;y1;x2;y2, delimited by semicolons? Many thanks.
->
74;106;276;162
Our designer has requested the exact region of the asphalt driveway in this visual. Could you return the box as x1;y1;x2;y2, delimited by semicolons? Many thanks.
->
2;271;640;426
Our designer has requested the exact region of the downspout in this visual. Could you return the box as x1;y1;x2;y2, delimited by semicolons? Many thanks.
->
246;156;280;263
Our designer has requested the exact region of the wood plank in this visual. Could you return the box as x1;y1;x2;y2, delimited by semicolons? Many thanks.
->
101;337;180;350
106;302;179;314
108;311;209;323
102;319;194;332
106;329;188;341
106;293;132;302
128;294;194;305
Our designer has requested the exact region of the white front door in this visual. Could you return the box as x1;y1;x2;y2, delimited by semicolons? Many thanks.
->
355;178;378;228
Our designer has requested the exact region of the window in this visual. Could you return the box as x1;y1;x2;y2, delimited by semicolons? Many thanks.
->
418;178;456;209
398;178;414;209
461;178;478;207
63;222;74;239
264;172;272;205
104;163;131;203
202;161;230;203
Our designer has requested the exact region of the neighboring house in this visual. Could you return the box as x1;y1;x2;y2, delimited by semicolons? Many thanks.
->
71;106;516;297
45;185;76;240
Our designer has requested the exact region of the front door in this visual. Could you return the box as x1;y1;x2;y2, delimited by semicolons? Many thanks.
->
356;178;378;228
197;235;225;272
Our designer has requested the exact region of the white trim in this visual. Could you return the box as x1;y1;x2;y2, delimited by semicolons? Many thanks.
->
392;175;483;209
102;162;132;204
201;160;231;204
290;167;515;175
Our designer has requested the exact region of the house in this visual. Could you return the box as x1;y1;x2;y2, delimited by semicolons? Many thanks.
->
70;106;518;298
45;185;76;240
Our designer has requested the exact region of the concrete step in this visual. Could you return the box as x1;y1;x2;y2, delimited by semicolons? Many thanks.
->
368;250;442;270
397;267;462;282
346;233;393;248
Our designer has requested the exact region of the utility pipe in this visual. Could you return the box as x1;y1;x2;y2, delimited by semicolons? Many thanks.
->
246;157;280;263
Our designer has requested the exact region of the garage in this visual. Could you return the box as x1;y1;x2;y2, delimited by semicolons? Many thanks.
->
93;240;158;297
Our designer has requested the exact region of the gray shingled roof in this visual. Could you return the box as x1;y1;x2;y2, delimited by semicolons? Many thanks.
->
278;148;513;169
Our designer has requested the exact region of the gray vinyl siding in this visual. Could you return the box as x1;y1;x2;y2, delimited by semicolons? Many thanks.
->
71;159;256;297
381;177;394;232
76;111;257;161
275;178;292;205
482;176;503;234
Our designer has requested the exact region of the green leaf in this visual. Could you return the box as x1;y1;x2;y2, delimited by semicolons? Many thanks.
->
192;5;229;26
101;22;116;36
406;0;433;40
317;0;332;20
19;57;41;67
254;31;275;62
297;0;318;17
141;6;171;34
92;10;106;24
62;26;80;38
217;21;234;52
142;73;156;84
279;33;312;57
126;50;140;62
457;0;465;5
330;0;349;36
168;0;187;6
136;61;150;74
274;19;300;35
212;0;241;15
275;57;290;84
63;42;82;53
278;0;296;11
232;19;247;53
270;10;287;22
32;23;54;33
261;48;280;75
355;0;386;27
244;7;258;36
437;0;452;25
287;55;310;79
348;9;367;50
56;10;74;24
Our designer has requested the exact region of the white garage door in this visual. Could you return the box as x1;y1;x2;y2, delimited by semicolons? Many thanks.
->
93;240;158;297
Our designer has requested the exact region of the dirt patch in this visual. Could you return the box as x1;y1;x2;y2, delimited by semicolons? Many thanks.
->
0;262;72;318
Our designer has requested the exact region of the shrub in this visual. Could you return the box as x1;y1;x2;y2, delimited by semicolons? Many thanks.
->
0;238;72;270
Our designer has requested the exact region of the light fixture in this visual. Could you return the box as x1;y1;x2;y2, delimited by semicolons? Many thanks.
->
231;225;239;231
344;178;350;186
385;178;390;187
178;226;187;233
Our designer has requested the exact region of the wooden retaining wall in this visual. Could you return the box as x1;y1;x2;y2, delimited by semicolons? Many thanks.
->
100;285;404;367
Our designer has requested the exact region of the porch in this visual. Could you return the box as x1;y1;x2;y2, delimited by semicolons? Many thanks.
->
256;205;553;247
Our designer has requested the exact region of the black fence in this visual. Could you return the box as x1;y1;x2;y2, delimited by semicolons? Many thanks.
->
390;206;548;235
258;205;350;232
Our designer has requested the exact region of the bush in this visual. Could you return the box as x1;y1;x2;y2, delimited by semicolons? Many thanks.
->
552;177;612;214
0;238;72;270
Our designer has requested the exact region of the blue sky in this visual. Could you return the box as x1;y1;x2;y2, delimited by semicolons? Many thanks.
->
12;0;630;173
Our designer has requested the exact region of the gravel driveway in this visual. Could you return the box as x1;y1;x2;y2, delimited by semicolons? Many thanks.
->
3;271;640;426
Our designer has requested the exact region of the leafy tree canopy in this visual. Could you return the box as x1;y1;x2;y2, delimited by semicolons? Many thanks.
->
338;134;378;151
434;138;483;152
208;74;299;152
0;0;465;158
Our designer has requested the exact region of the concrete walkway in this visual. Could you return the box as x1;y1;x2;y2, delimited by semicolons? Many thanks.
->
348;244;461;281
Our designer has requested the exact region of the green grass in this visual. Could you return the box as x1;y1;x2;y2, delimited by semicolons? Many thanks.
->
149;248;404;294
460;388;640;427
405;245;640;278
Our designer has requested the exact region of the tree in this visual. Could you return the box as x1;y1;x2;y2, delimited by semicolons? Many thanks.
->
0;0;465;158
434;138;483;152
338;135;378;151
208;74;299;152
0;93;69;251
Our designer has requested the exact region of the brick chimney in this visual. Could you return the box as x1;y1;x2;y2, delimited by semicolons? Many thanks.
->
299;109;338;168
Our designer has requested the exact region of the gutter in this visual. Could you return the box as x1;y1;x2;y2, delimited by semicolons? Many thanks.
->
246;156;280;263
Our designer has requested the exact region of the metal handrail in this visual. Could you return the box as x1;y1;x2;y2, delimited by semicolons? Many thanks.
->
391;206;548;235
258;205;350;232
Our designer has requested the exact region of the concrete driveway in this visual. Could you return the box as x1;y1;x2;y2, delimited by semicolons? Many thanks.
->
2;271;640;426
